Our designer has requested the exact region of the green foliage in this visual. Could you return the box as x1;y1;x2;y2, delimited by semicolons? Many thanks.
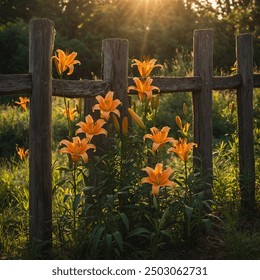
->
0;20;29;74
53;33;101;79
0;104;29;158
222;212;260;260
0;158;29;259
0;68;259;259
0;87;259;259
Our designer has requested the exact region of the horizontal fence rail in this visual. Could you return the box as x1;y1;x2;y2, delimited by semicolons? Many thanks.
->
0;73;260;97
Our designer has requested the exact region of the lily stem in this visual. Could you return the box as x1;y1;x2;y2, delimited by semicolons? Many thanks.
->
61;77;72;138
72;163;77;243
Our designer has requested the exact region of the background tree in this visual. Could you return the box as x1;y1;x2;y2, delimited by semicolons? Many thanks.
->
0;0;259;77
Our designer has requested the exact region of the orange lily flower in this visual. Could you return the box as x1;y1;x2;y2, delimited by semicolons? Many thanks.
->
61;106;77;121
167;138;197;162
51;49;80;77
60;136;96;164
143;126;174;152
131;58;163;78
15;97;30;111
76;115;107;141
92;91;121;121
141;163;174;196
16;146;29;160
127;77;160;101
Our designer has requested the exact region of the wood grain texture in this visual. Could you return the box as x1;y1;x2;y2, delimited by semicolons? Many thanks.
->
192;29;214;194
102;39;129;117
29;19;54;246
52;79;110;98
0;74;31;95
1;73;259;97
236;33;256;215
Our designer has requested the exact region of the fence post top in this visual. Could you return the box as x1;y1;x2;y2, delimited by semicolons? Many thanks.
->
237;33;253;38
194;29;214;34
29;18;54;26
102;38;129;43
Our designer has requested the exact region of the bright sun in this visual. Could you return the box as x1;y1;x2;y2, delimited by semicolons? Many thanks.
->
142;0;217;8
208;0;217;8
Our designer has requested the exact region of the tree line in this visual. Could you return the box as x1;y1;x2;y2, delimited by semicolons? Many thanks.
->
0;0;259;79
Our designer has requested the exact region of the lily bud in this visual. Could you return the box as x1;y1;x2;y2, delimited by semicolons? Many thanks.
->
230;102;235;114
112;114;120;132
151;94;160;110
128;108;145;130
183;102;188;116
175;116;182;130
122;117;128;136
183;123;190;134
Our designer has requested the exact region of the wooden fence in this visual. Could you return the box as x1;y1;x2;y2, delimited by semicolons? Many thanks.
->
0;18;260;247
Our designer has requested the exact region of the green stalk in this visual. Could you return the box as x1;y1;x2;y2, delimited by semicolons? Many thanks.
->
184;161;190;204
61;77;72;137
72;163;77;242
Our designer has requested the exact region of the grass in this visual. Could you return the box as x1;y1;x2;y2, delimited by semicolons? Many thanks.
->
0;87;259;260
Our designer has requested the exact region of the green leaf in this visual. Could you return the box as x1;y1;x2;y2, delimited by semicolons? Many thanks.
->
107;194;114;205
63;194;72;203
197;191;204;201
73;193;82;211
202;218;212;232
203;200;212;211
91;225;105;252
112;231;123;253
82;186;95;192
105;233;112;251
160;229;172;239
128;227;150;238
83;204;93;215
54;178;69;188
159;207;170;229
119;212;129;231
55;166;71;172
153;195;159;209
185;205;194;223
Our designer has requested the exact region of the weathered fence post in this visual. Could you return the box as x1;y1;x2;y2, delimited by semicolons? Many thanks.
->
192;29;214;195
29;19;54;252
236;33;256;217
102;39;129;118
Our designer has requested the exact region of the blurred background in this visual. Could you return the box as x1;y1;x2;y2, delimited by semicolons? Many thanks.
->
0;0;259;79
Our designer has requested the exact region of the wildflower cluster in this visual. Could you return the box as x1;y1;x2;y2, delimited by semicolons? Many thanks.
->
59;90;122;164
15;97;29;159
128;57;197;196
50;49;120;164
